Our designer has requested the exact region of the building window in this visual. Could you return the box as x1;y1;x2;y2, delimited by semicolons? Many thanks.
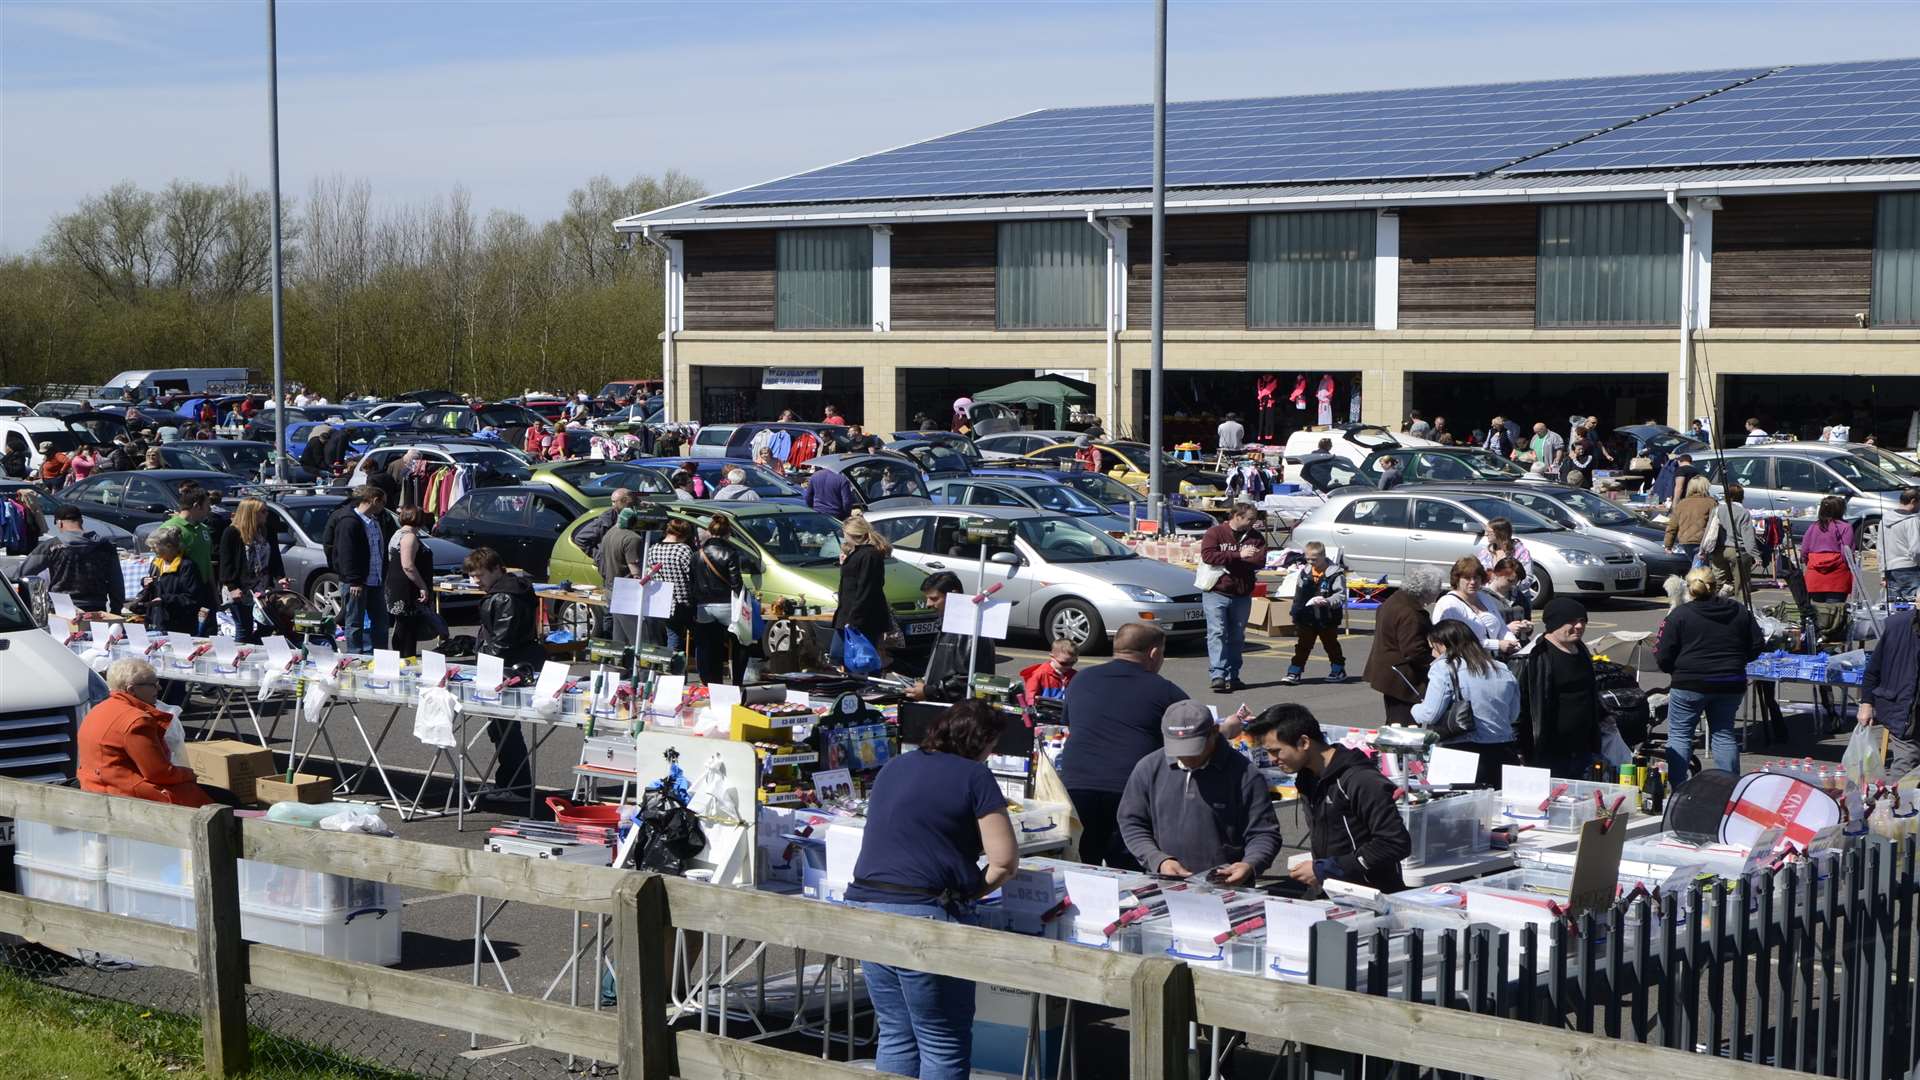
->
997;220;1106;329
776;228;871;330
1876;192;1920;328
1537;201;1681;327
1247;211;1375;327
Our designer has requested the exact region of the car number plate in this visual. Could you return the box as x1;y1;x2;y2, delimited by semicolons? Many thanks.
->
906;621;939;636
1183;609;1202;621
1617;568;1641;583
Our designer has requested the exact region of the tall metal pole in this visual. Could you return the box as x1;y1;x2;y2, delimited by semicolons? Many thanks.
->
1147;0;1167;519
266;0;288;483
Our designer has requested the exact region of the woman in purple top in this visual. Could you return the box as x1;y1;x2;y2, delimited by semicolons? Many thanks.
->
1802;495;1856;601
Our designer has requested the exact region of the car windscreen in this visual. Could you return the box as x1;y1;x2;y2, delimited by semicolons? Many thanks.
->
552;462;672;495
287;503;343;542
842;461;927;501
1644;432;1706;456
1060;472;1144;504
689;461;800;496
1459;451;1528;479
1851;446;1920;479
907;446;972;473
0;574;35;632
1554;487;1639;527
1013;516;1134;563
1022;483;1108;515
1348;427;1400;450
33;431;95;452
1826;454;1905;492
452;449;533;482
735;511;844;566
1458;496;1557;532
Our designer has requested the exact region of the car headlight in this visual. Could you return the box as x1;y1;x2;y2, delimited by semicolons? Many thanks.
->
1560;551;1603;566
1115;584;1173;604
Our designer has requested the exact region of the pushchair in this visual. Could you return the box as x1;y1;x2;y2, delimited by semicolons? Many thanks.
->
259;589;335;650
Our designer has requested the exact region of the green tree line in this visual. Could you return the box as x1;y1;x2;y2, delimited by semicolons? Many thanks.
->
0;171;703;399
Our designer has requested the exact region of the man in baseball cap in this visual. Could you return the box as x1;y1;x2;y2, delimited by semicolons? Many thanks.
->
1115;700;1281;884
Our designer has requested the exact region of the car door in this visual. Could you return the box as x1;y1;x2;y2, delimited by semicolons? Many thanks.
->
526;494;579;578
961;484;1027;511
63;475;129;529
122;476;179;527
1328;496;1409;578
1506;491;1580;532
1770;457;1838;517
870;513;937;574
1408;498;1481;575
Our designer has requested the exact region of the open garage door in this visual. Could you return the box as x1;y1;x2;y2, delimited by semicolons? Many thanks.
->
1718;374;1920;449
1406;373;1667;444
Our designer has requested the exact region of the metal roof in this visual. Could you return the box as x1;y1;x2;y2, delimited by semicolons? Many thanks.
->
618;162;1920;230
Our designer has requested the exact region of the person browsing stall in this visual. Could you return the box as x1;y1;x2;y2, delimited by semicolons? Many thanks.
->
1199;502;1268;692
1654;568;1765;784
463;547;536;793
1060;623;1190;870
1116;701;1281;885
1253;704;1410;894
1512;597;1603;779
22;504;124;616
845;701;1019;1080
1363;565;1441;725
907;571;996;702
1019;638;1078;701
1411;620;1523;785
1433;556;1522;655
328;485;395;653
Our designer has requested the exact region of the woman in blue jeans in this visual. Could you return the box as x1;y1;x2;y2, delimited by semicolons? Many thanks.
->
1654;568;1766;784
843;701;1019;1079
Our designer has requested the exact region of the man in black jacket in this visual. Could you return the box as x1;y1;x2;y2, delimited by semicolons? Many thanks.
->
327;486;395;652
22;505;124;614
906;572;994;703
463;547;535;790
1253;703;1410;895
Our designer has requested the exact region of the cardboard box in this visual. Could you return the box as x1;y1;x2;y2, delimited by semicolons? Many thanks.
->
1247;597;1271;630
1265;597;1295;635
183;740;276;805
254;774;331;805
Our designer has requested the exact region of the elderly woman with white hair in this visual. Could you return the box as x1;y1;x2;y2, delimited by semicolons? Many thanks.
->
1365;565;1446;725
77;658;213;806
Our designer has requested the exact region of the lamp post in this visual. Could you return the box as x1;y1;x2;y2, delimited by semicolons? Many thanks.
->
266;0;288;483
1146;0;1167;520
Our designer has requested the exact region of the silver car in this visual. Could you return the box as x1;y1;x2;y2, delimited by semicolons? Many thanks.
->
1292;489;1644;603
1415;481;1691;592
1700;443;1905;546
862;505;1205;652
971;431;1085;460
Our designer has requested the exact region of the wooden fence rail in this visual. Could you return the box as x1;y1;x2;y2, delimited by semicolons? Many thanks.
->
0;779;1790;1080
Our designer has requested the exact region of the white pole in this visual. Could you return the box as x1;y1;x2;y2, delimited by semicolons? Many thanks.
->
266;0;288;483
1147;0;1167;519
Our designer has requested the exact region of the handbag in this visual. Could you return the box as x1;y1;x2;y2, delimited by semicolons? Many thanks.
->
1432;660;1478;742
1194;561;1225;591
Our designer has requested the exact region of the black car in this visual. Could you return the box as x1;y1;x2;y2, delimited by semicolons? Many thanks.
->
429;484;594;579
415;402;548;444
57;469;249;532
155;439;302;481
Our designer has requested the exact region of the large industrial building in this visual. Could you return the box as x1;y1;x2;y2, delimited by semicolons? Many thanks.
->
618;58;1920;446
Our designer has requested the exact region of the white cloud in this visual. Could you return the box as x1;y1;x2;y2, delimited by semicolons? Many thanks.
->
4;1;1918;251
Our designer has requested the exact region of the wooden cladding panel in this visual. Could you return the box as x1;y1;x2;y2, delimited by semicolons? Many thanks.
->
892;223;997;329
1398;205;1538;329
682;230;776;331
1126;214;1250;329
1711;194;1875;329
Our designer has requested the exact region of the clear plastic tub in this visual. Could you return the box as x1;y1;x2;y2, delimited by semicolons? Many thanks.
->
1400;790;1495;868
1133;918;1263;974
239;861;390;917
1624;833;1757;880
106;875;196;929
15;854;109;912
1010;804;1070;851
1501;780;1637;832
14;819;108;872
107;836;192;889
241;894;401;965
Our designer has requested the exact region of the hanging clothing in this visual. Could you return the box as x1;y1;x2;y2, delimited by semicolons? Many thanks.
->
1289;376;1308;410
1256;375;1281;441
767;429;794;463
1316;375;1335;426
789;432;819;467
1349;387;1362;424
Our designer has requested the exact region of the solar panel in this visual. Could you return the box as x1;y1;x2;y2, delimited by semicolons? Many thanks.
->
702;68;1768;206
1513;58;1920;172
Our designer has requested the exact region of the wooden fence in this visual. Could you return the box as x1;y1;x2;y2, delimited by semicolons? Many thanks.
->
0;779;1800;1080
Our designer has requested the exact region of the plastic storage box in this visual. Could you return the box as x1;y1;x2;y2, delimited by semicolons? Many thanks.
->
15;854;109;912
1133;917;1263;974
239;860;389;917
1501;780;1637;832
1400;790;1495;868
107;836;193;889
241;890;402;965
1624;833;1759;881
14;819;108;873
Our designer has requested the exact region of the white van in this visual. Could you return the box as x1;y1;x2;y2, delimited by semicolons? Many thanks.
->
0;574;95;865
101;368;254;401
0;418;98;475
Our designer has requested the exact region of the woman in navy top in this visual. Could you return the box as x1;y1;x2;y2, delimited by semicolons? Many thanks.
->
845;701;1018;1080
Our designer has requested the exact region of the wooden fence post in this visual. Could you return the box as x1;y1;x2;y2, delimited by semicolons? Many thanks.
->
1129;956;1194;1080
615;874;678;1080
189;805;249;1078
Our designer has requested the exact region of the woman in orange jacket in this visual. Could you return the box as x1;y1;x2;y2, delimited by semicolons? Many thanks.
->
78;659;213;807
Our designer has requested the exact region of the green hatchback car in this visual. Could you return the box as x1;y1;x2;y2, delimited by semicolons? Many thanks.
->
549;501;943;642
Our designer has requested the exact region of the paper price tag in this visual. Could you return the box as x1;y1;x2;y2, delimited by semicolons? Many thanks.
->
372;649;402;681
420;650;448;687
1064;871;1121;946
88;622;118;652
1162;888;1231;942
49;592;78;619
942;596;1012;639
533;660;570;702
474;653;505;694
609;577;643;617
48;615;73;642
124;622;152;652
210;637;240;668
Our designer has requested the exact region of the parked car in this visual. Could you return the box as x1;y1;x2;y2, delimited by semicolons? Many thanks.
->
686;422;850;461
430;484;600;579
1289;489;1644;603
641;457;806;504
972;430;1084;460
1413;482;1689;592
591;403;663;435
546;501;940;642
887;431;983;467
928;476;1134;534
801;453;931;512
239;493;474;620
594;379;662;410
56;469;248;533
1696;443;1905;546
971;464;1214;533
1357;447;1537;485
528;460;674;504
344;441;532;490
1023;440;1226;499
414;402;550;444
1282;424;1434;468
283;419;410;459
1613;424;1706;465
149;440;309;483
58;411;131;446
0;400;33;418
27;399;90;417
885;441;973;479
0;418;99;478
0;479;135;582
864;505;1206;652
360;402;423;423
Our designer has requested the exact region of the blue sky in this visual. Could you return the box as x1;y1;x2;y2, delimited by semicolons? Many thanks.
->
4;0;1918;251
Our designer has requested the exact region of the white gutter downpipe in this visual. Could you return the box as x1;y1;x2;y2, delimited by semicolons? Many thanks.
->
640;225;678;424
1665;189;1698;442
1086;210;1121;430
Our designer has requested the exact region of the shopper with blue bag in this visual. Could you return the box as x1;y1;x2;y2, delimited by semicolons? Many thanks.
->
833;514;895;673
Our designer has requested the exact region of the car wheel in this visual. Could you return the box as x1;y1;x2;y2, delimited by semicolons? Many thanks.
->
307;572;345;619
1858;517;1882;552
1045;598;1108;654
556;600;598;641
1531;568;1555;608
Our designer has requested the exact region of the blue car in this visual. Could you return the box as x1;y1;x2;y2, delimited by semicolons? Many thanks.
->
642;457;807;505
283;419;412;458
971;465;1216;533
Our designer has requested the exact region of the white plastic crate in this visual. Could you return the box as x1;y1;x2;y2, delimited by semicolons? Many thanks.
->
106;875;196;929
14;819;108;873
15;854;109;912
107;835;192;889
241;890;401;966
239;860;389;917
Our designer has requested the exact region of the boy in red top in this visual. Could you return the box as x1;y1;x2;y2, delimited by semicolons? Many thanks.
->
1021;639;1079;701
